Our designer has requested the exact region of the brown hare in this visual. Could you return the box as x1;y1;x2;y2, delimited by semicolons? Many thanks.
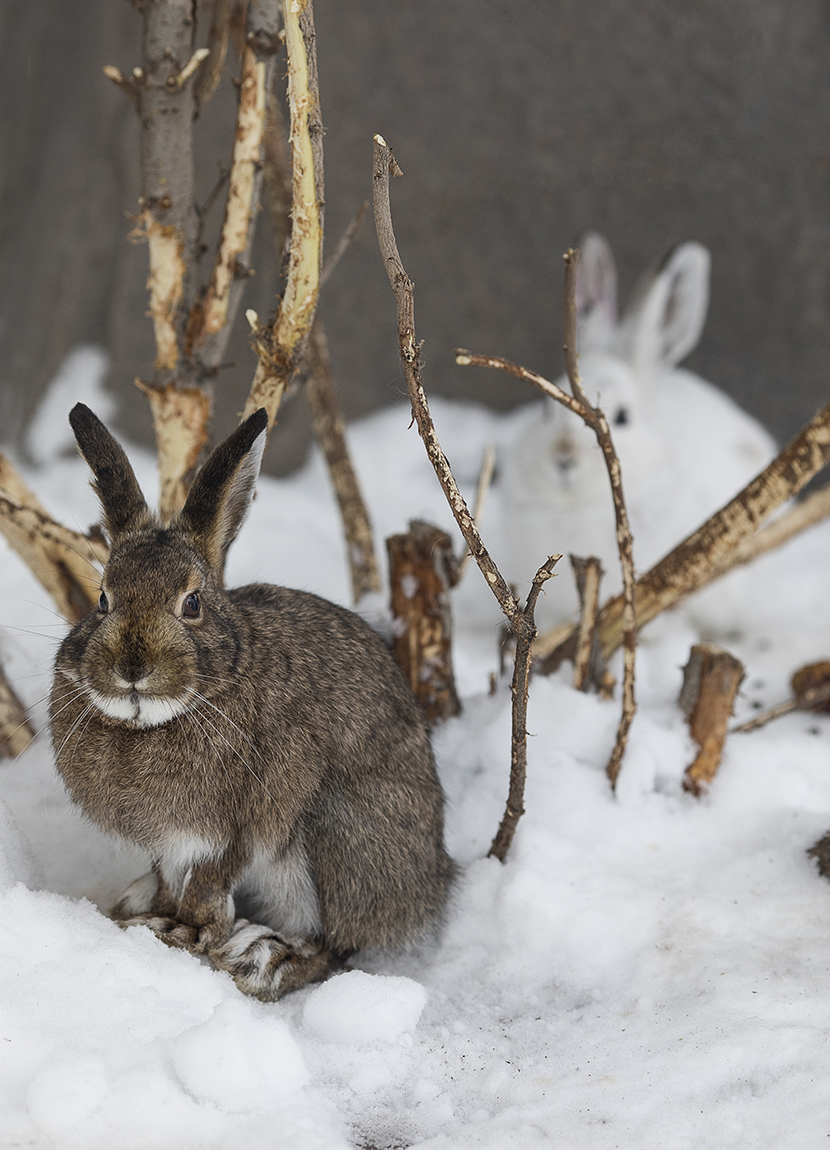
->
50;404;455;999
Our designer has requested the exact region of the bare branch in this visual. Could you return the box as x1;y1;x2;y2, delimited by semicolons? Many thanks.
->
372;132;561;858
171;47;210;90
733;659;830;734
199;45;268;342
456;251;640;793
305;321;381;600
243;0;322;428
374;137;526;637
320;201;369;290
0;490;107;624
194;0;232;110
134;0;204;519
0;665;35;759
138;0;199;379
197;0;282;372
489;555;559;863
723;481;830;571
563;248;589;408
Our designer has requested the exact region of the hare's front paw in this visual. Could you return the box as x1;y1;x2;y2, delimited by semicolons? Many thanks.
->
116;913;230;953
211;920;344;1001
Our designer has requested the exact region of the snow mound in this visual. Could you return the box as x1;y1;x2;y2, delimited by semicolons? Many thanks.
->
302;970;428;1044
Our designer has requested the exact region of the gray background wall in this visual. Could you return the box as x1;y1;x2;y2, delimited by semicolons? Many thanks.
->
2;0;829;473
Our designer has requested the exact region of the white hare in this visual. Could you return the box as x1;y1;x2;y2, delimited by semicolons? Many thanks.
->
499;233;777;630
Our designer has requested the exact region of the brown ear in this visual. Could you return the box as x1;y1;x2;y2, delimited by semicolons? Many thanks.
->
69;404;150;540
178;409;268;571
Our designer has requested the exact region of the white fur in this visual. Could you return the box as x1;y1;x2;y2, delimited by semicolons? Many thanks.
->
85;686;192;729
113;870;158;916
498;234;777;630
233;836;321;940
157;832;226;901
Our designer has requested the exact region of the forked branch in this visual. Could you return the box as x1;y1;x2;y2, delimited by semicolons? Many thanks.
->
456;247;638;789
372;133;559;860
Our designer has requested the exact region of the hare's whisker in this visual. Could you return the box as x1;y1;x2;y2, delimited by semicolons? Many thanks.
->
53;700;95;763
177;710;242;818
0;623;63;643
190;690;264;761
188;696;277;804
7;597;71;625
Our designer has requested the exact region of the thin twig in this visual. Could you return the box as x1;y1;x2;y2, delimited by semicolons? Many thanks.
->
731;699;798;734
102;65;140;111
372;133;559;859
305;320;381;600
489;555;559;862
320;201;369;289
457;442;496;579
373;136;526;636
455;247;639;790
194;0;232;110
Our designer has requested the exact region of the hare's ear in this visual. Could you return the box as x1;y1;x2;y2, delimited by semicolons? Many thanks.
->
179;408;268;571
69;404;150;540
621;242;710;380
574;231;618;352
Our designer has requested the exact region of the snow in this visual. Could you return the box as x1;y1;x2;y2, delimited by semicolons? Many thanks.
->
2;348;830;1148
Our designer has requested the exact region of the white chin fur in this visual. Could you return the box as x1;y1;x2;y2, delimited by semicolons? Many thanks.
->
87;687;191;729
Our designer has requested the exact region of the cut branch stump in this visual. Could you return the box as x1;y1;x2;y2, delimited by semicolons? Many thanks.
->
679;643;745;796
387;520;461;725
570;555;613;696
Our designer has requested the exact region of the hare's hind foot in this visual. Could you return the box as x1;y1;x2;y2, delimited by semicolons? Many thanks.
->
211;920;347;1000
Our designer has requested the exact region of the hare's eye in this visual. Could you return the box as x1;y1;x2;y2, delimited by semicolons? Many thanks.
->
613;406;629;426
98;591;109;614
182;592;201;619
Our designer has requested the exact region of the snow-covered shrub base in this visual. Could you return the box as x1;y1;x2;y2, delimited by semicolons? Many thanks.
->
3;352;830;1147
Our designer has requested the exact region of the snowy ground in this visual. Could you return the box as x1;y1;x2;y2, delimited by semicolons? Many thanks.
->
2;348;830;1148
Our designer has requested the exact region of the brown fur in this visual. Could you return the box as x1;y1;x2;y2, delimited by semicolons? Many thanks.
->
50;405;455;997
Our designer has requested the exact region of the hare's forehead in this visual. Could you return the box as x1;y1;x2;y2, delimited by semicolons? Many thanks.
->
104;533;205;595
576;353;638;401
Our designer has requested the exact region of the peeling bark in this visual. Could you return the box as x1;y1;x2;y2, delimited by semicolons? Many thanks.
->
135;380;212;518
387;520;460;725
0;666;34;759
571;556;613;695
0;490;107;623
680;644;744;796
243;0;321;428
201;49;266;337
